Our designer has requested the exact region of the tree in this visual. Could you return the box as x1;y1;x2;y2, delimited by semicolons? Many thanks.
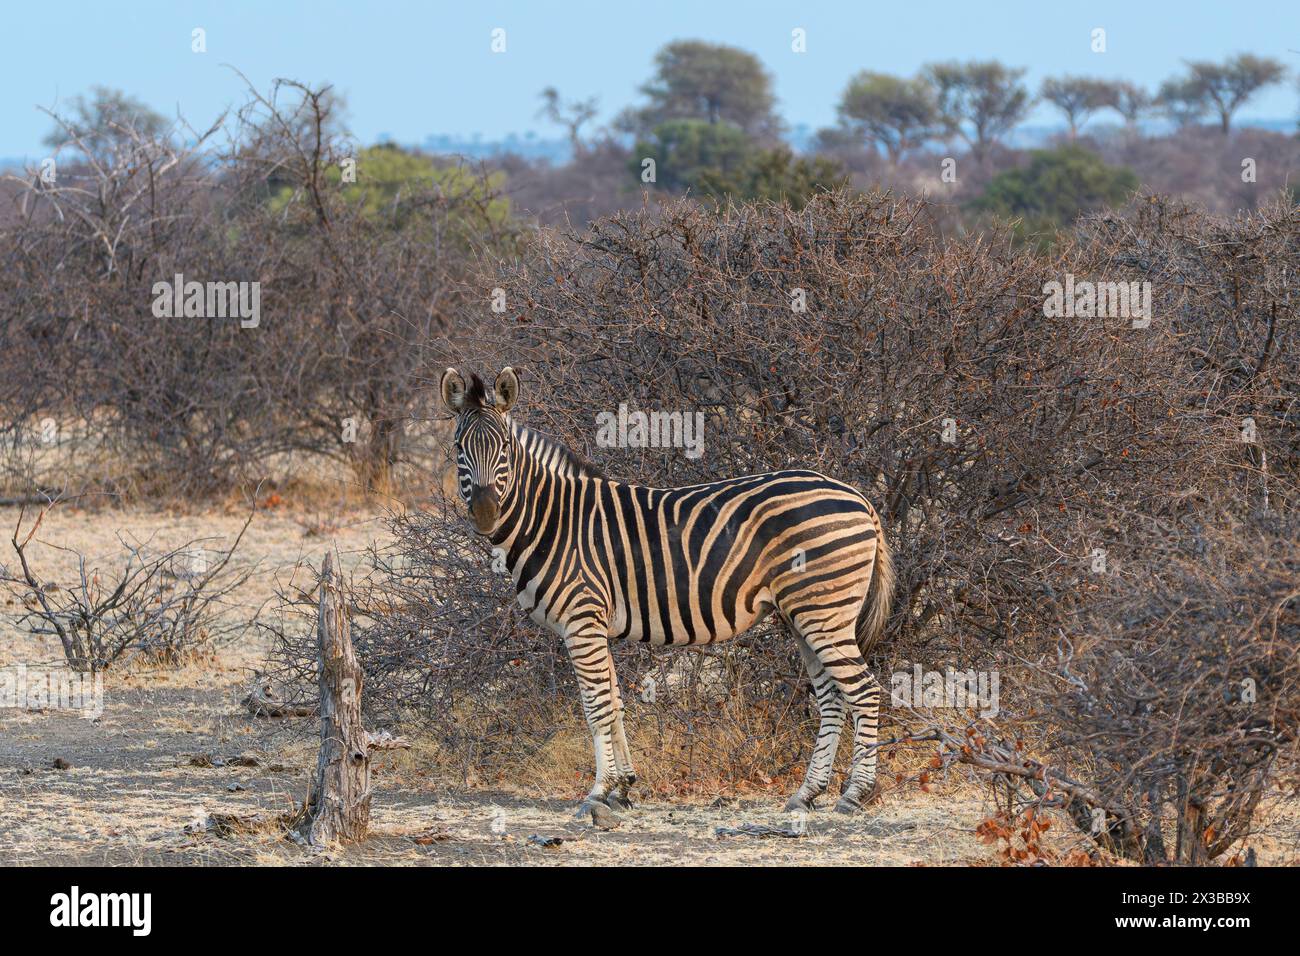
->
633;119;843;208
1185;54;1287;133
634;119;752;193
1157;77;1209;129
1102;81;1152;127
835;72;939;163
273;143;511;234
734;147;847;208
619;40;780;138
230;78;352;195
42;86;170;163
925;60;1031;161
537;87;599;152
1040;76;1113;139
967;145;1138;249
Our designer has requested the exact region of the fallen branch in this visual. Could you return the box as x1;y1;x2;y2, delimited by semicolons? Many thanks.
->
899;721;1144;859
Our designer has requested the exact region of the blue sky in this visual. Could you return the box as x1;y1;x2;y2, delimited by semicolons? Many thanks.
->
3;0;1298;157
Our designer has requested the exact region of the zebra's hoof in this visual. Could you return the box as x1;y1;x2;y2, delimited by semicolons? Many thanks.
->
607;792;635;811
576;799;622;830
784;793;816;812
834;780;882;814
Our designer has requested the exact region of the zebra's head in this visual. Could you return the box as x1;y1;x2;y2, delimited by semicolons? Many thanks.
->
441;366;519;535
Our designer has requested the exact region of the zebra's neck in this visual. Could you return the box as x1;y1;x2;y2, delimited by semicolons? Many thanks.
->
490;422;600;554
512;422;603;482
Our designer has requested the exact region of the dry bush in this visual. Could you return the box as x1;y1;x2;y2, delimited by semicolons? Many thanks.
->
1093;126;1300;216
488;138;643;229
270;191;1297;850
263;496;820;796
0;80;514;498
1077;193;1300;509
2;499;256;671
1041;516;1300;864
483;189;1238;677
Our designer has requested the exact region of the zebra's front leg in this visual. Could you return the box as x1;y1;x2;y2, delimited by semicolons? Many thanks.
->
786;636;847;812
607;690;637;810
564;628;623;827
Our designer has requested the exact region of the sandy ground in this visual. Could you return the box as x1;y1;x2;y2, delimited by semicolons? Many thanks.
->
0;680;998;866
0;502;1294;866
0;501;385;668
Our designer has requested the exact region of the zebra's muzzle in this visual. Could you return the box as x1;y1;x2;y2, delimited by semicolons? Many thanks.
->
468;486;499;533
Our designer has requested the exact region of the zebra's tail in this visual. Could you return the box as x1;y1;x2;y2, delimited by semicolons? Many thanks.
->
855;521;895;657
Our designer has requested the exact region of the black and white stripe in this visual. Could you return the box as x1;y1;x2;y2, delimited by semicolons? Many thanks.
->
442;367;895;819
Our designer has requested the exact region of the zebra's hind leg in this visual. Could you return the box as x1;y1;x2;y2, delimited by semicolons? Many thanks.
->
803;625;884;815
564;627;623;828
785;635;847;812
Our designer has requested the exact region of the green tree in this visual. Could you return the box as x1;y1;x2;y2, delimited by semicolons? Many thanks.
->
42;86;170;162
835;72;939;163
634;119;752;193
1040;76;1113;139
634;119;843;208
925;60;1031;161
733;147;846;208
1185;54;1287;133
270;143;511;236
967;145;1138;249
620;41;780;138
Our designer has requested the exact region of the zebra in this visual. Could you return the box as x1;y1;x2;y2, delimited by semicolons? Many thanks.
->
441;366;894;826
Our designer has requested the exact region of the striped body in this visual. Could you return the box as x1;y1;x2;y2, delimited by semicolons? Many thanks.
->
443;367;894;822
492;453;880;649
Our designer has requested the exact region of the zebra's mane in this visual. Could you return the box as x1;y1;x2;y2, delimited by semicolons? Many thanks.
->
513;422;605;480
465;373;492;409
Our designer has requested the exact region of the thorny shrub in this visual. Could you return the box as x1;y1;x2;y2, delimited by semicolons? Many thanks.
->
272;191;1296;861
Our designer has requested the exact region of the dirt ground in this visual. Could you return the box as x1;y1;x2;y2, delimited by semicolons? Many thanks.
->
0;677;1001;866
0;503;1295;866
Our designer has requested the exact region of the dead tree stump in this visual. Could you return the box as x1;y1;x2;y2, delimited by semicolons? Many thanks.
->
298;551;371;847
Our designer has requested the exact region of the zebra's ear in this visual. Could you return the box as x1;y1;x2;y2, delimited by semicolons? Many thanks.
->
441;367;467;413
494;367;519;413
